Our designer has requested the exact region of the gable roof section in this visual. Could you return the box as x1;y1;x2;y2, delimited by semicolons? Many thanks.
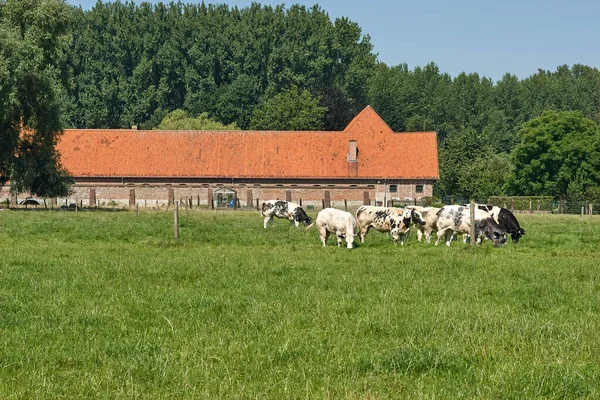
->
57;106;439;180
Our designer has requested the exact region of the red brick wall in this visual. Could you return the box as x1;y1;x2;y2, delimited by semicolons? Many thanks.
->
1;180;435;209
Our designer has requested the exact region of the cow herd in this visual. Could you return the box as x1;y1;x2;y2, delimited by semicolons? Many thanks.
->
260;200;525;249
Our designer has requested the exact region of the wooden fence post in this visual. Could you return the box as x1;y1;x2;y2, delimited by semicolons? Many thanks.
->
470;200;476;246
174;201;179;240
323;190;331;209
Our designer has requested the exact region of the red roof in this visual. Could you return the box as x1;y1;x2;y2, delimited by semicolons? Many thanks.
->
56;106;439;180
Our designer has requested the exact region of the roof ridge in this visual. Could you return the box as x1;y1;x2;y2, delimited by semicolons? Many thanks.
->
343;105;393;133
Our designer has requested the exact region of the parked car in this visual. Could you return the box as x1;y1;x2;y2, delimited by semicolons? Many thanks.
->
20;197;40;205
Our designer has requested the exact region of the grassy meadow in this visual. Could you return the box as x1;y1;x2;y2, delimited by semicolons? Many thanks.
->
1;208;599;399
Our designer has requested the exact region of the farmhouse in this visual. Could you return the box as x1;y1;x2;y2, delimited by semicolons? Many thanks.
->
3;106;439;208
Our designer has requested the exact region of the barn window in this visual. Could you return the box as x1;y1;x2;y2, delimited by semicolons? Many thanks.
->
416;185;424;193
389;184;397;193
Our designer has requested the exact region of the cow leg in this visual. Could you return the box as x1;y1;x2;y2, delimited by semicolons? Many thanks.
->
445;230;454;247
319;226;329;246
416;228;423;242
264;215;273;229
359;226;370;243
425;228;433;243
400;232;406;246
435;228;445;246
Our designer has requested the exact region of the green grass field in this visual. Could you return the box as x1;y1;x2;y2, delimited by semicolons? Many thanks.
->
1;208;599;399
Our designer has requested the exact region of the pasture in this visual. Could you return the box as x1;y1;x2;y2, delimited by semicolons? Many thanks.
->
1;209;599;399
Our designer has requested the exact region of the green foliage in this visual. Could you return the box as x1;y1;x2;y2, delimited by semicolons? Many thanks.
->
1;210;600;398
157;109;239;130
250;86;327;130
0;0;72;197
510;111;600;199
458;150;513;199
64;2;374;130
488;196;555;210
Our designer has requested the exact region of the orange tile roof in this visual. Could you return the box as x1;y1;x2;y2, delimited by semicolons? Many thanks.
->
56;106;439;180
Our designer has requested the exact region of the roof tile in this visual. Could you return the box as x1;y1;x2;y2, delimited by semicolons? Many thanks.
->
57;106;439;180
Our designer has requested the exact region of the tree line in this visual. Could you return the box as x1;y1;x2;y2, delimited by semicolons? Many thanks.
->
2;0;600;202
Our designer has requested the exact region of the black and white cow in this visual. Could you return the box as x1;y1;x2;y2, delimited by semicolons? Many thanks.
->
474;204;525;243
435;205;507;247
306;208;358;249
404;205;441;243
261;200;312;228
355;206;425;245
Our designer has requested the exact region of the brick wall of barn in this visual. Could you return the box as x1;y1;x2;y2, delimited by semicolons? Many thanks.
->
0;180;434;209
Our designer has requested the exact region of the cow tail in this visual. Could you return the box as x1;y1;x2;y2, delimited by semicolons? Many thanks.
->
305;221;316;231
356;206;365;219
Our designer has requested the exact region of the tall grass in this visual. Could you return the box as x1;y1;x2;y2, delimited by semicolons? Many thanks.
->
1;209;599;398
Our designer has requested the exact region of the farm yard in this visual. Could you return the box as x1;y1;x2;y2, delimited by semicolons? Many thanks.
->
1;209;600;399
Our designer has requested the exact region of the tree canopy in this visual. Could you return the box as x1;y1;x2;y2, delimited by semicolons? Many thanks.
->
0;0;72;197
509;111;600;199
158;110;239;130
250;86;326;130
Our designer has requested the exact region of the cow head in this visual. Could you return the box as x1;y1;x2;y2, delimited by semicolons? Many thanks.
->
346;233;357;249
294;207;312;226
410;209;426;226
338;232;357;249
478;218;508;247
510;227;525;244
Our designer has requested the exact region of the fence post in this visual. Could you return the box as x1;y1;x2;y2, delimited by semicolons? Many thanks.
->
470;200;476;246
174;201;179;240
585;201;589;216
581;206;584;218
344;199;348;211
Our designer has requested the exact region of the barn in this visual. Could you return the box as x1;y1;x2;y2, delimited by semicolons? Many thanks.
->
3;106;439;208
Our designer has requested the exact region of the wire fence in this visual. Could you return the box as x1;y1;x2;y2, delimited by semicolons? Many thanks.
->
441;196;597;216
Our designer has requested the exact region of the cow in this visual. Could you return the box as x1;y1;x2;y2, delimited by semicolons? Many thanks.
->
355;206;425;245
434;205;507;247
404;205;441;243
261;200;312;228
306;208;358;249
473;204;525;243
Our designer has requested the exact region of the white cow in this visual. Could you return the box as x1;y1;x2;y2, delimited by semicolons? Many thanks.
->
405;205;441;243
355;206;425;245
261;200;312;228
306;208;357;249
434;205;507;247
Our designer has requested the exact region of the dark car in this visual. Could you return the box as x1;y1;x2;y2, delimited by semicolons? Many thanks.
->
20;197;40;205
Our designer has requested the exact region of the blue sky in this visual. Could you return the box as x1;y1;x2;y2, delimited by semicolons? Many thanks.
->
67;0;600;82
